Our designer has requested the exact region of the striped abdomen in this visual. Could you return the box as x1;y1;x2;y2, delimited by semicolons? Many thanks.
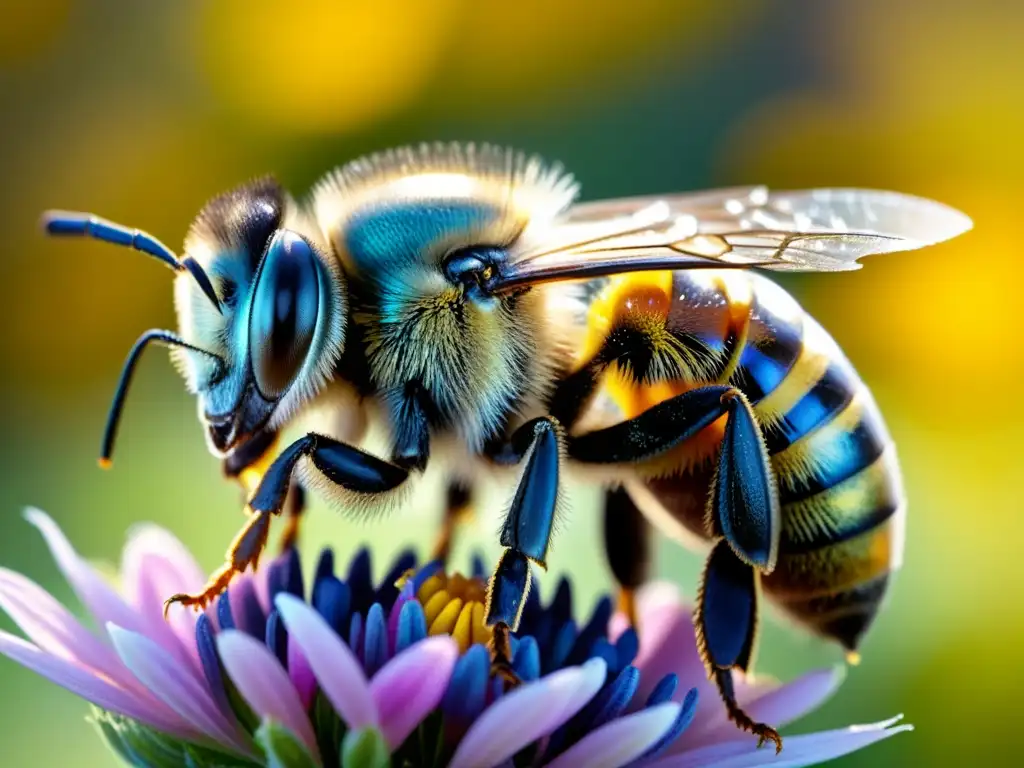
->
579;269;905;653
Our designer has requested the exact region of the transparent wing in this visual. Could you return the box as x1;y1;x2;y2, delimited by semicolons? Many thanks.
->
495;186;972;289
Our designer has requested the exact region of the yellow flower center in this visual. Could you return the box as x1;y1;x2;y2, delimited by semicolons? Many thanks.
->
414;571;493;653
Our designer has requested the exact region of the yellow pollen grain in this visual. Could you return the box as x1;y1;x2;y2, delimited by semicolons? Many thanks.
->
413;571;494;652
417;574;446;604
430;597;464;636
451;603;475;652
423;590;452;626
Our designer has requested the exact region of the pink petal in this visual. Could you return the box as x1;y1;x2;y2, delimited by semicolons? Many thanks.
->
25;508;194;671
649;715;911;768
288;636;317;710
25;508;151;635
216;629;321;762
121;523;205;604
109;625;252;755
121;523;205;658
274;593;377;730
682;667;844;751
630;590;714;712
0;567;137;689
370;635;458;750
546;702;682;768
449;658;608;768
0;629;194;739
745;667;844;729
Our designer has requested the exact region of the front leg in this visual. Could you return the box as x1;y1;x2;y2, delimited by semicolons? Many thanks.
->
483;417;564;683
165;433;410;613
222;428;279;497
223;429;307;552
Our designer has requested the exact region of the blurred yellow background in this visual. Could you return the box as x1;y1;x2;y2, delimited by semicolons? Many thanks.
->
1;0;1021;765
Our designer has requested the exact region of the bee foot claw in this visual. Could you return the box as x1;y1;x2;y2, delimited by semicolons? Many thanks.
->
753;724;783;753
162;565;239;619
163;592;212;617
490;658;521;688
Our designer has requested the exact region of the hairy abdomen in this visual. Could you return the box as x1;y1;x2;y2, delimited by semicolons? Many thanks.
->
580;269;905;652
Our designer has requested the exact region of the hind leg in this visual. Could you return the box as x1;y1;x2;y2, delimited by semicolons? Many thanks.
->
571;386;784;749
696;540;781;752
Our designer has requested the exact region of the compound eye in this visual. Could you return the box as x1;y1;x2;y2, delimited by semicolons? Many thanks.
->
248;230;320;400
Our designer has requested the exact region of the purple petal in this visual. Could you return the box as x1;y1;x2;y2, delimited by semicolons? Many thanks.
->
274;593;377;731
682;667;845;751
629;587;714;712
370;635;458;750
0;629;194;739
649;715;911;768
26;508;151;635
109;625;252;755
609;582;684;642
230;577;268;640
546;702;682;768
216;629;320;762
0;567;137;689
288;636;317;710
25;508;194;670
121;523;205;606
252;563;272;615
449;658;607;768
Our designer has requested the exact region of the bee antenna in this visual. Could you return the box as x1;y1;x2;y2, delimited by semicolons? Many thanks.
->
40;210;223;313
101;330;225;468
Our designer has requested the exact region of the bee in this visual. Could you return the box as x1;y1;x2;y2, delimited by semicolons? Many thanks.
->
42;143;970;750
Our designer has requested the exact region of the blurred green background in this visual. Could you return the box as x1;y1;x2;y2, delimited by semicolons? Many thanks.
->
1;0;1021;765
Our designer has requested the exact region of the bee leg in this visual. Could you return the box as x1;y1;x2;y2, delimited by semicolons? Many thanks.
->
223;430;306;552
167;434;408;613
485;550;533;686
222;428;280;500
569;386;780;570
708;390;780;571
568;385;734;464
432;480;473;565
484;417;563;686
603;486;651;627
695;540;782;754
249;433;410;518
164;509;272;615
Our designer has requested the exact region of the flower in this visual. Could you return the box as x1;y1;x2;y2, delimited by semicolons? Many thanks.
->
0;507;911;767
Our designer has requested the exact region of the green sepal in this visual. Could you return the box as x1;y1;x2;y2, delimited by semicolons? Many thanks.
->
255;719;319;768
312;690;347;768
341;727;391;768
410;710;445;768
91;709;258;768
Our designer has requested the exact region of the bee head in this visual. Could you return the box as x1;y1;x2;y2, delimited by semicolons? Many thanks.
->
176;178;348;456
40;177;349;467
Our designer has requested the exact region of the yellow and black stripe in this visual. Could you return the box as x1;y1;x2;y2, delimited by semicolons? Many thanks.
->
572;269;905;653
